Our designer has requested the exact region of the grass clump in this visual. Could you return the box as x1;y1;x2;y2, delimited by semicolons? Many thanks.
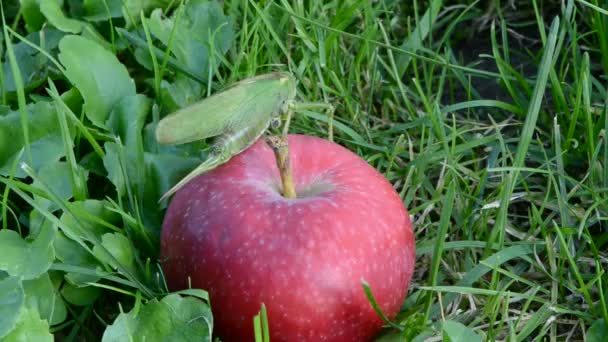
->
0;0;606;340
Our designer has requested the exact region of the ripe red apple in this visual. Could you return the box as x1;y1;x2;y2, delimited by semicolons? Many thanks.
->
160;134;415;341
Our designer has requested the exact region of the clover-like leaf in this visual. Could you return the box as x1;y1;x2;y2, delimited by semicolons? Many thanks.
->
0;101;68;178
59;199;121;243
60;282;101;306
40;0;83;33
145;0;234;80
102;293;213;342
58;35;136;127
0;277;25;339
442;320;482;342
0;222;55;280
32;160;89;212
1;28;64;94
588;319;608;342
54;230;102;286
23;273;67;326
93;232;136;271
2;307;53;342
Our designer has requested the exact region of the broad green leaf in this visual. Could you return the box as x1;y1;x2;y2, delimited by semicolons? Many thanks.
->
103;142;129;198
82;0;171;23
102;293;213;342
1;27;64;94
0;277;24;339
32;160;89;212
28;210;53;238
58;35;136;127
141;0;234;109
54;230;94;266
83;0;122;21
23;273;67;325
93;232;136;271
0;135;65;178
442;320;482;342
55;200;122;285
2;307;53;342
103;140;200;202
0;101;67;177
103;138;200;234
40;0;83;33
106;94;151;199
588;319;608;342
20;0;45;32
106;94;151;150
145;0;234;79
0;222;55;279
160;78;201;113
60;282;101;306
59;199;121;243
141;152;201;225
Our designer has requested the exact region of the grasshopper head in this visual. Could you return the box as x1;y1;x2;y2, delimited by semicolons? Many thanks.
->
278;72;296;101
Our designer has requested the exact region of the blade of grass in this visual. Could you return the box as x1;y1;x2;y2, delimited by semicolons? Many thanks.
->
423;180;455;323
1;4;31;165
487;17;560;253
396;0;442;76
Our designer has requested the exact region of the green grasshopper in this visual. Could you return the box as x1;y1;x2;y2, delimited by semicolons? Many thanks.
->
156;72;333;201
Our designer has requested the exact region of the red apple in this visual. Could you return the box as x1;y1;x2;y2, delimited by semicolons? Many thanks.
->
161;134;415;341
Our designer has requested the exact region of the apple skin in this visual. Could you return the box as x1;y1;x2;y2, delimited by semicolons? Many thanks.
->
161;134;415;341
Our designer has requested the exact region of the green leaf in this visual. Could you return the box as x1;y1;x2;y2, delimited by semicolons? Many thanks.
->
103;140;200;217
253;304;270;342
102;293;213;342
140;0;234;108
23;273;67;325
0;222;55;279
58;35;136;127
145;0;233;79
141;152;201;226
106;94;151;150
54;230;101;286
82;0;171;23
40;0;83;33
60;282;101;306
32;160;89;212
160;78;201;113
1;28;65;94
20;0;45;32
0;277;24;339
59;199;120;243
0;101;67;178
83;0;122;22
588;319;608;342
103;142;129;198
93;232;136;271
106;94;151;198
2;307;53;342
442;320;482;342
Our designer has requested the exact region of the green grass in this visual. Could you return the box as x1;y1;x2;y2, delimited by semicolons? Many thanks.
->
1;0;607;340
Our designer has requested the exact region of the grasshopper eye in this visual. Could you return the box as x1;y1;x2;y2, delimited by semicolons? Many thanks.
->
270;117;281;129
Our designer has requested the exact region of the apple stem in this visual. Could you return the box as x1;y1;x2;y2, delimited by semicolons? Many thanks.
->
266;135;297;199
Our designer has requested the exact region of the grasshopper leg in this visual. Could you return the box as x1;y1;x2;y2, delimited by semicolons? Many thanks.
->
285;102;335;141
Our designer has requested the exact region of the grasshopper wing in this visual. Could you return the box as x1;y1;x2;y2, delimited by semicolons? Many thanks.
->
155;72;296;145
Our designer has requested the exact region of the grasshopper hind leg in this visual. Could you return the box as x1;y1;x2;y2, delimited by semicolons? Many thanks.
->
281;101;335;141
